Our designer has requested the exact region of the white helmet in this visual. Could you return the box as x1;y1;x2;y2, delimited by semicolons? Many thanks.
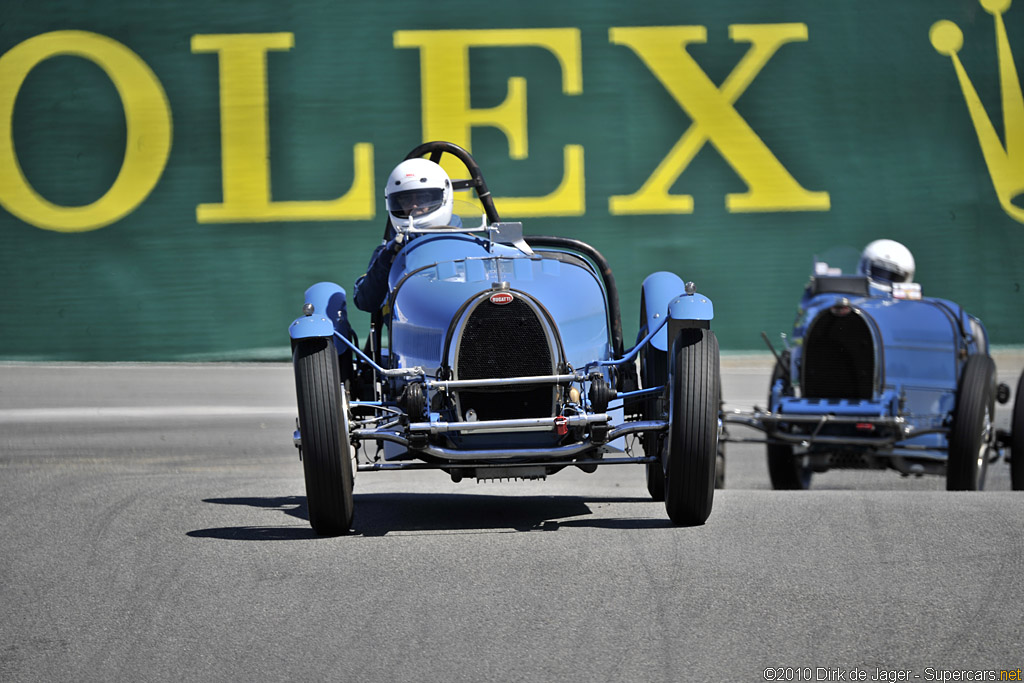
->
384;158;454;230
857;239;915;284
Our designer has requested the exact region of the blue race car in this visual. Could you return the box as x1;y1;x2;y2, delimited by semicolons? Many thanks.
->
288;141;720;534
723;258;1017;491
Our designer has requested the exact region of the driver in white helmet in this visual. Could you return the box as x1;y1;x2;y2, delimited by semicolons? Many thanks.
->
856;239;916;293
354;158;461;312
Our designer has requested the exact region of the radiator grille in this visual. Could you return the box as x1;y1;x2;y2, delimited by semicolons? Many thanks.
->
456;296;555;420
802;310;875;400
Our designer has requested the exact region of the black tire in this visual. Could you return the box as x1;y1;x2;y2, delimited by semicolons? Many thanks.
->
765;351;812;490
641;343;667;501
664;328;719;526
715;370;726;489
715;425;726;490
767;443;810;490
1011;370;1024;491
639;293;667;501
338;328;359;387
294;337;355;535
947;354;995;491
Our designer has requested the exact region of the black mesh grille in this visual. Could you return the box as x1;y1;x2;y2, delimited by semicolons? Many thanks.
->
456;296;554;420
802;311;875;400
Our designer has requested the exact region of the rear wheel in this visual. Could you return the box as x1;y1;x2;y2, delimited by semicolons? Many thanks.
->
767;443;810;490
664;328;719;526
1012;370;1024;491
639;294;667;501
765;351;811;490
947;354;995;491
294;337;355;535
715;432;726;490
641;343;667;501
715;370;725;489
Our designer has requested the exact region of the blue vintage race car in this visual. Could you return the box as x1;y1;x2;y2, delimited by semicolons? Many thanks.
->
288;141;720;535
723;261;1019;491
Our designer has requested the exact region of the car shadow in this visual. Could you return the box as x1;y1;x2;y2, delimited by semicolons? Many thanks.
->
188;492;673;540
187;496;319;541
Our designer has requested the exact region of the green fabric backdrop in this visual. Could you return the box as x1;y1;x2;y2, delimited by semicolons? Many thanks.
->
1;0;1021;360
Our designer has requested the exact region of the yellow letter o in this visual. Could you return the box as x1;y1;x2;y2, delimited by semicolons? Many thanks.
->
0;31;171;232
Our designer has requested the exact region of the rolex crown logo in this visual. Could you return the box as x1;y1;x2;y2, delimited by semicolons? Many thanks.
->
931;0;1024;223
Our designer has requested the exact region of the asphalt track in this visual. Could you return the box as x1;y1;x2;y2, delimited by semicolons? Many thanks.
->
1;359;1022;682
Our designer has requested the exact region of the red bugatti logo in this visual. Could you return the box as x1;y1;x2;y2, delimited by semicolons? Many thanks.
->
489;292;514;305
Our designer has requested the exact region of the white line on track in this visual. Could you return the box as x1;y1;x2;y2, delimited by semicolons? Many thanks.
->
0;407;295;422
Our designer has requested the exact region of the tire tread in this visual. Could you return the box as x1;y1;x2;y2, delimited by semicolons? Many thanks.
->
294;337;354;535
946;354;995;491
665;328;719;525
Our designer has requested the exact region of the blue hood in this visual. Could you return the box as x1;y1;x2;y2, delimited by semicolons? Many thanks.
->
387;234;611;372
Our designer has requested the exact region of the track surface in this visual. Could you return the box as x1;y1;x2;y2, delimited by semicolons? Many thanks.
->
2;360;1022;682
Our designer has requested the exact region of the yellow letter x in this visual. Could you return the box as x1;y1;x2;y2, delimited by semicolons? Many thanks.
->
610;25;830;215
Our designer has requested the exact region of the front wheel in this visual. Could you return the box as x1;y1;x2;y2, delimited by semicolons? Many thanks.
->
946;354;995;491
765;351;811;490
664;328;719;526
294;337;355;535
1008;369;1024;491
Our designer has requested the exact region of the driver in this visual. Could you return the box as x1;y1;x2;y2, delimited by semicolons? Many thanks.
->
353;158;461;312
856;239;915;291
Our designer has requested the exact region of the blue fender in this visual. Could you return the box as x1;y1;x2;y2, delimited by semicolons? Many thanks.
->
641;272;684;352
932;297;990;357
668;292;714;322
641;272;713;352
288;282;351;351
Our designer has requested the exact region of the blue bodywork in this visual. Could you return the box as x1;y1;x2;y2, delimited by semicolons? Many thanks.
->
786;288;980;450
288;142;717;482
289;226;714;470
725;268;997;481
288;141;729;534
289;281;351;350
641;272;713;353
388;234;611;374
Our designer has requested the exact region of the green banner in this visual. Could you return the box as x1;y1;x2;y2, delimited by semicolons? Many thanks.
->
1;0;1022;360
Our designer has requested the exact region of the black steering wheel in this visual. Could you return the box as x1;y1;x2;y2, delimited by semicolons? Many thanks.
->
402;141;501;226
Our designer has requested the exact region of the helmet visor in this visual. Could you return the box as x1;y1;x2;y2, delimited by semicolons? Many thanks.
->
868;263;907;282
387;188;444;219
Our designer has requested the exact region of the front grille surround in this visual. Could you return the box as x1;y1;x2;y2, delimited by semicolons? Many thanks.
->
802;308;878;400
451;292;560;421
